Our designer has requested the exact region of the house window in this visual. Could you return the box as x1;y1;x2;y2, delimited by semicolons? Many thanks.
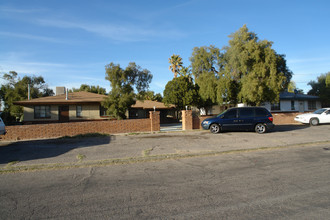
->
291;101;295;110
100;105;108;116
308;101;316;110
34;106;51;119
271;103;281;111
76;106;82;117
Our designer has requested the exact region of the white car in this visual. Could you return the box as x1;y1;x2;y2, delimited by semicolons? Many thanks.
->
294;108;330;126
0;116;6;135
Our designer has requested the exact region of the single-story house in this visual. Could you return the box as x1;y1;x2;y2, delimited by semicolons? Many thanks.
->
14;89;108;124
202;91;321;115
263;91;321;113
14;87;177;124
128;100;177;123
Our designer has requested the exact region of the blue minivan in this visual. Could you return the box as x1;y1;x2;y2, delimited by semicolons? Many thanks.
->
201;107;275;134
0;116;6;135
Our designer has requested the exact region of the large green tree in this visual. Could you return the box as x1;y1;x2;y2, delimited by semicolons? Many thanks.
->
189;45;222;111
69;84;106;94
163;75;199;110
190;45;221;79
136;90;163;102
220;25;292;106
0;71;54;124
287;81;303;94
308;72;330;107
103;62;153;119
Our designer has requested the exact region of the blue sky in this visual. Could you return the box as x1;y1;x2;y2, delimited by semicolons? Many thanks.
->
1;0;330;95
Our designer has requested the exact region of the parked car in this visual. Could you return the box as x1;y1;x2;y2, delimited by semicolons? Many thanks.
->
294;108;330;126
0;116;6;135
201;107;275;134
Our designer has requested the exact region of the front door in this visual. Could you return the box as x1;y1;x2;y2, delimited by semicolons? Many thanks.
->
59;105;69;122
299;102;304;112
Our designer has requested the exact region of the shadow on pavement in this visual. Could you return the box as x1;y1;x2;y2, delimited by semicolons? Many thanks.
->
0;135;112;165
273;124;309;132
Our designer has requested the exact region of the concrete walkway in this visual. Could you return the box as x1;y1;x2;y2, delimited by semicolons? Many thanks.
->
1;125;330;171
160;123;182;132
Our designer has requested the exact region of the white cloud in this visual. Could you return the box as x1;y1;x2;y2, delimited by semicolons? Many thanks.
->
36;18;185;42
0;31;68;44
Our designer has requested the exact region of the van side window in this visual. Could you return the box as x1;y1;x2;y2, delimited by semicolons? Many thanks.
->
224;109;237;119
239;108;254;118
255;108;268;117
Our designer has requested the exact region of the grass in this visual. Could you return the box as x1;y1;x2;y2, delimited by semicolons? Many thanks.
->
6;161;20;167
143;148;154;157
76;154;86;162
127;132;150;136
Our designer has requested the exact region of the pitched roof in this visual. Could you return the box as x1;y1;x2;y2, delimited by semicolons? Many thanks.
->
131;100;175;109
14;91;107;106
280;91;319;101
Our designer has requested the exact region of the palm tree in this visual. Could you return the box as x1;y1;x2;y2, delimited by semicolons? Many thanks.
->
168;54;183;78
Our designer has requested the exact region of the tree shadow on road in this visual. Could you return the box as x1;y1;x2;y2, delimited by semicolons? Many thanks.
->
0;135;113;165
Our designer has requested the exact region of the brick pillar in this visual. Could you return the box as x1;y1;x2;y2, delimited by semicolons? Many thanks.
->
150;111;160;132
182;110;193;130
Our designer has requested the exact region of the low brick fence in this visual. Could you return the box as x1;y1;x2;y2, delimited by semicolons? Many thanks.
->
272;112;302;125
184;111;302;130
1;111;160;141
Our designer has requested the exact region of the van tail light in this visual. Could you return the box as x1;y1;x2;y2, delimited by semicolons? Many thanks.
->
268;116;273;122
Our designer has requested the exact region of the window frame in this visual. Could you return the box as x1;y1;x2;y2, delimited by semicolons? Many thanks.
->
34;105;51;119
291;100;295;110
308;101;317;111
271;102;281;111
76;105;82;117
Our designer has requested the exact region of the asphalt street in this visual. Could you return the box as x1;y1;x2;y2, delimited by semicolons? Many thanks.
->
1;125;330;219
1;143;330;219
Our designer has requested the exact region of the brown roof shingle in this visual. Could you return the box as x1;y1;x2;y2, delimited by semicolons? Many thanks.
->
14;92;175;109
131;100;175;109
14;91;107;106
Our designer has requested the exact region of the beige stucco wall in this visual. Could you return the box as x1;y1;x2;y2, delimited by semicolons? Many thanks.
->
23;104;103;122
69;104;103;120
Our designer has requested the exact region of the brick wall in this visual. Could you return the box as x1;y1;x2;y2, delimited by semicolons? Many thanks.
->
186;112;302;130
272;112;302;125
150;111;160;132
182;110;193;130
1;111;160;141
193;115;211;129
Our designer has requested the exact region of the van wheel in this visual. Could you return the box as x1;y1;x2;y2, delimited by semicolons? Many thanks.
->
210;124;220;134
255;123;267;134
310;118;319;126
